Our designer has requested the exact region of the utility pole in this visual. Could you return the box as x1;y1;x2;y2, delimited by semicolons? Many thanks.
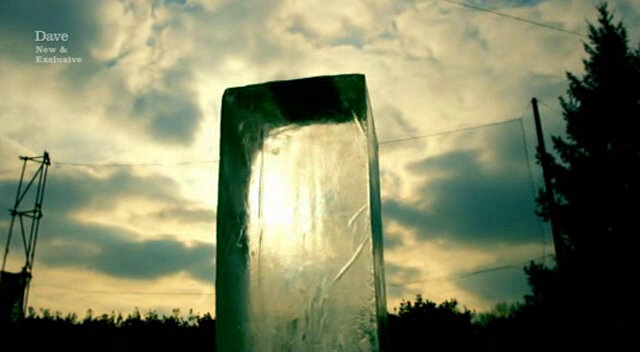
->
531;98;564;269
0;151;51;322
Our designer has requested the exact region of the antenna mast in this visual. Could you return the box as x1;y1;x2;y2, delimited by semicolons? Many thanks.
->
0;151;51;322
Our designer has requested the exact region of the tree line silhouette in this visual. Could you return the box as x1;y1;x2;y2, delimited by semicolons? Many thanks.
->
1;307;216;351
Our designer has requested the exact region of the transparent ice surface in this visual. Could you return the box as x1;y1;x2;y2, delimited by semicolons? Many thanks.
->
216;75;386;352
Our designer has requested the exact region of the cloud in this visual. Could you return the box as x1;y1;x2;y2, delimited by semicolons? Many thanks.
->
0;0;206;146
39;222;215;283
467;0;547;8
375;104;420;142
132;89;202;144
39;169;179;215
0;168;215;283
382;125;542;247
132;206;215;225
0;0;101;63
385;262;422;300
0;0;109;91
99;64;205;146
454;265;530;303
383;230;405;250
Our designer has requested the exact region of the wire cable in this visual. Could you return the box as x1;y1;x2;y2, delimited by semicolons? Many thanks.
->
387;254;552;286
439;0;588;38
22;119;532;165
34;255;553;294
518;117;548;259
31;284;215;296
53;160;219;168
0;168;22;174
538;99;565;119
379;117;521;145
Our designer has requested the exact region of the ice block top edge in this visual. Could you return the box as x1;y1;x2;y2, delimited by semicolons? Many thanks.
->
222;73;365;95
221;74;368;127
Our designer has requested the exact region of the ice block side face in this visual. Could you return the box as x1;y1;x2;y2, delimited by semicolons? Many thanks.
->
216;74;387;352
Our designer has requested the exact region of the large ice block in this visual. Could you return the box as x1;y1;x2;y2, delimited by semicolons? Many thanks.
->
216;74;387;352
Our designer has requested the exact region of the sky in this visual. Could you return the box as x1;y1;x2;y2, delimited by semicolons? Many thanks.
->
1;0;639;318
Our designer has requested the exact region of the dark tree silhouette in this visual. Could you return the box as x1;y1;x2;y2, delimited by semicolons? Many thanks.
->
0;307;216;351
530;2;639;348
388;295;475;351
540;2;640;269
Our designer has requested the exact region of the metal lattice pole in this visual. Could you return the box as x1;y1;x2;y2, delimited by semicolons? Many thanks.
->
0;151;51;321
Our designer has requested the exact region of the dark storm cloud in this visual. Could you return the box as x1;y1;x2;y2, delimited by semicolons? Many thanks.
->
0;1;204;145
39;220;215;283
0;169;215;283
454;266;530;303
386;262;421;282
382;123;542;247
467;0;547;8
162;0;189;6
0;0;100;60
132;90;202;145
385;262;422;301
41;169;179;215
88;236;211;282
101;63;204;145
0;0;104;86
133;206;216;225
383;230;405;250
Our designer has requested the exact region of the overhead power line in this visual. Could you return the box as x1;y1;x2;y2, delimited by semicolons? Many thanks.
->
537;99;565;118
379;117;521;145
0;118;533;168
387;254;552;286
32;284;215;296
3;98;555;167
35;256;554;294
518;116;548;259
53;160;219;168
439;0;588;38
0;168;22;174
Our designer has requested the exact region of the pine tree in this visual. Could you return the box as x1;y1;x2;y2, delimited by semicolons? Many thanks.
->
532;2;639;344
543;1;640;266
